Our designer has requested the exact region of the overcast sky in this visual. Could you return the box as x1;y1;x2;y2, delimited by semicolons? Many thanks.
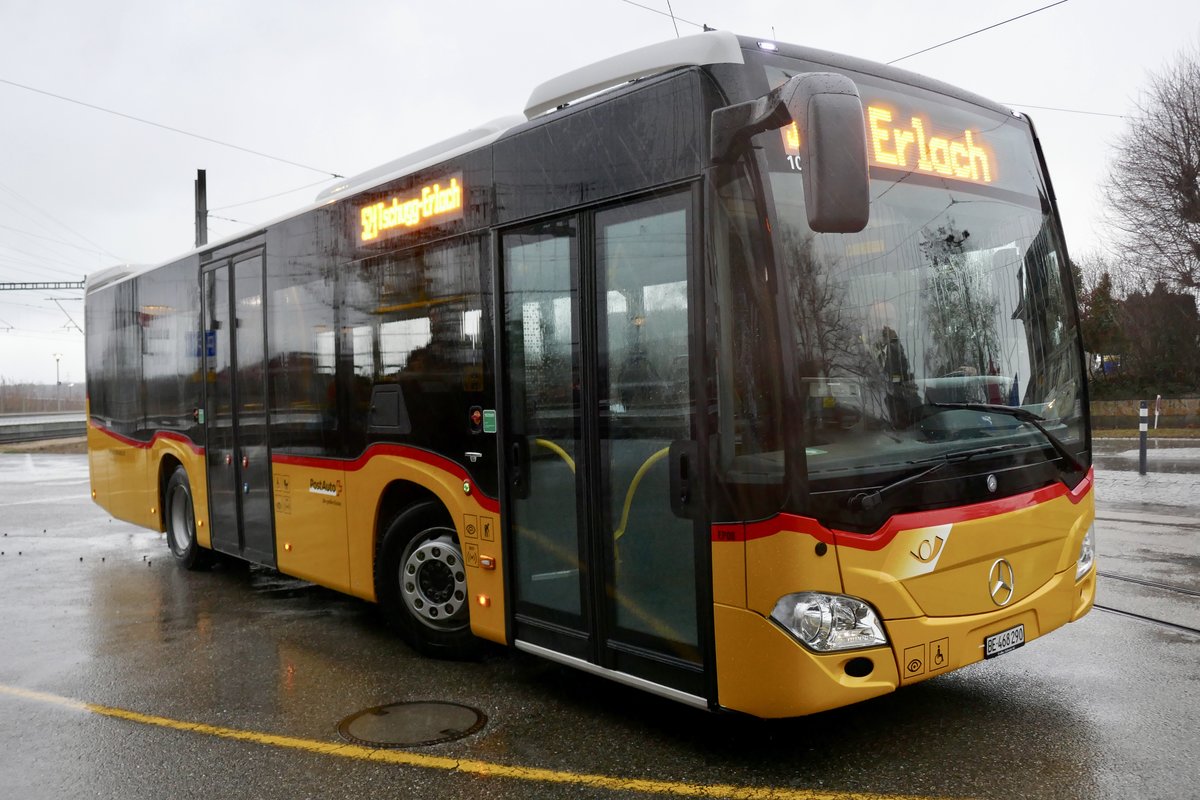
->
1;0;1197;386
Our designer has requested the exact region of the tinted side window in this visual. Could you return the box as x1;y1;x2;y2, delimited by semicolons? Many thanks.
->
139;259;201;436
90;278;144;436
340;235;496;493
266;251;338;456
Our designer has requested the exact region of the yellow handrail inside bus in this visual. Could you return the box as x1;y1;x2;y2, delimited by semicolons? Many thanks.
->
530;438;670;543
522;439;680;641
533;438;576;474
372;294;467;316
612;447;670;542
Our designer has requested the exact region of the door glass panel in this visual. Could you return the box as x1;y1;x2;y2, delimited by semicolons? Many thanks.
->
503;221;583;621
597;195;697;649
204;266;238;552
203;256;273;562
234;255;273;560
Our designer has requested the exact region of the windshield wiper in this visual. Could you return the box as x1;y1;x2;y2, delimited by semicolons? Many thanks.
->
847;442;1028;512
928;402;1085;473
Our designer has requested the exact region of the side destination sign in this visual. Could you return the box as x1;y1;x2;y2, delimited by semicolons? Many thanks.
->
359;173;464;243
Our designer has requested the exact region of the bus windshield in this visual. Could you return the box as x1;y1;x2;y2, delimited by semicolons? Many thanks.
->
716;67;1087;515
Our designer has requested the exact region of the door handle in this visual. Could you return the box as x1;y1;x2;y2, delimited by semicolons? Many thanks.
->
510;439;530;499
669;440;702;519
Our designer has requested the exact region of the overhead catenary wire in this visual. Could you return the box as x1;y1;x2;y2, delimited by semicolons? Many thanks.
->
1001;102;1132;119
49;298;83;333
210;178;336;212
209;213;249;226
616;0;705;30
0;244;90;275
887;0;1070;64
0;77;344;179
0;223;108;257
0;297;78;312
665;1;680;38
0;178;122;262
0;250;88;279
611;2;1116;119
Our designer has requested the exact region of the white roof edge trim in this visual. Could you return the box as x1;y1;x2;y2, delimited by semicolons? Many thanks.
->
85;264;142;293
88;116;528;293
524;30;744;119
315;115;526;202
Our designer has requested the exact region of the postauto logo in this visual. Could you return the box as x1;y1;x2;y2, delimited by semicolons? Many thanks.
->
309;478;344;497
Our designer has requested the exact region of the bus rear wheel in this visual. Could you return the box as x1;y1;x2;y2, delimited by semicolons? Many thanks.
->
165;467;211;570
378;501;479;659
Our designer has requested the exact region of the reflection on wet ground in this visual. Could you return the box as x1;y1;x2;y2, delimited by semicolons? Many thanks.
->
1092;437;1200;474
0;453;1197;800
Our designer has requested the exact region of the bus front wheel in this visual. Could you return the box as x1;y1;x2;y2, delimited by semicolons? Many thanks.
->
377;502;480;659
165;467;211;571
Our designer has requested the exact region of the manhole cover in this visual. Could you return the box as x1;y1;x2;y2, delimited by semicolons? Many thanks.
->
337;701;486;747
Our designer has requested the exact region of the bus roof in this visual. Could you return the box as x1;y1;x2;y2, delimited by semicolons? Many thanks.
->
523;29;743;118
87;30;1014;293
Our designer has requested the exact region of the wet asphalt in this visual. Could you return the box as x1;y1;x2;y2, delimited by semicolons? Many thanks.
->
0;451;1197;800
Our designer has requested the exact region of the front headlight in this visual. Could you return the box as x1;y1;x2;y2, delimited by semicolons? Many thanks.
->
770;592;887;652
1075;523;1096;580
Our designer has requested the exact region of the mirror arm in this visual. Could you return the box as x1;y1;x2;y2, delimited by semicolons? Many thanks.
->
710;87;791;165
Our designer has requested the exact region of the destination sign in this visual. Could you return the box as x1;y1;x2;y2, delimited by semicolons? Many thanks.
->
866;105;994;184
778;105;995;186
359;174;464;243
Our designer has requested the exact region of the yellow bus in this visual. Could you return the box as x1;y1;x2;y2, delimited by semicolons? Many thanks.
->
85;31;1096;717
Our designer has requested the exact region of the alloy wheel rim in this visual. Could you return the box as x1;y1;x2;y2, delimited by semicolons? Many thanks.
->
400;529;468;630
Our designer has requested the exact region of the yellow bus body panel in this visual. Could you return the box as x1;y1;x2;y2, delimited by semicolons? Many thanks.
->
710;525;746;607
151;436;211;548
744;517;844;613
836;483;1095;621
88;423;156;530
274;447;507;646
715;604;899;717
714;473;1096;717
271;463;352;594
88;423;209;543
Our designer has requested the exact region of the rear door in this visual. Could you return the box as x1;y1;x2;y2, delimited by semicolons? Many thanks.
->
202;251;275;564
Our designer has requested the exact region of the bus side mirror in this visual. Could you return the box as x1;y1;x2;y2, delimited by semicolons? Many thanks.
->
711;72;870;233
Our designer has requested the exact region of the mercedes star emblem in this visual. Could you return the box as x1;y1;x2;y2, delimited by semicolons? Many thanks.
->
989;558;1016;607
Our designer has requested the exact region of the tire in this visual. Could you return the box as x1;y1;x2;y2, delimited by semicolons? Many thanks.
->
377;501;480;659
165;467;211;571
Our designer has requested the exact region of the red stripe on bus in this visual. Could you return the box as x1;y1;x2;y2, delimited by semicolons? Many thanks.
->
743;516;836;545
271;444;500;513
89;421;205;455
714;468;1093;550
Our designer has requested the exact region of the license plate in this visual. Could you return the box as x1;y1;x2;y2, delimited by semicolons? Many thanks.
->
984;624;1025;658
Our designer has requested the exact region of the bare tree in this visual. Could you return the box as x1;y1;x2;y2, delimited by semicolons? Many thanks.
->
1104;43;1200;290
919;222;1001;378
780;228;861;378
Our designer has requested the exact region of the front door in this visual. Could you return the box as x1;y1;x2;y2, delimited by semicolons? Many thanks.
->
501;190;705;698
203;252;275;565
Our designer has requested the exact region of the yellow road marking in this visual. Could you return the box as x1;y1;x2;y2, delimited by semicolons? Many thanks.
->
0;682;960;800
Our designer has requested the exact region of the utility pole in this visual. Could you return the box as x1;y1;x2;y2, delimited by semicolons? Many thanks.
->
195;169;208;247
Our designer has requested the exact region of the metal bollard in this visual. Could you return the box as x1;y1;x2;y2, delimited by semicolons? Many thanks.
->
1139;400;1148;475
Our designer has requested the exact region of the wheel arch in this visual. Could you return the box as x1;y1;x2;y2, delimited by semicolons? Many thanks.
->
373;480;446;591
157;453;185;534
